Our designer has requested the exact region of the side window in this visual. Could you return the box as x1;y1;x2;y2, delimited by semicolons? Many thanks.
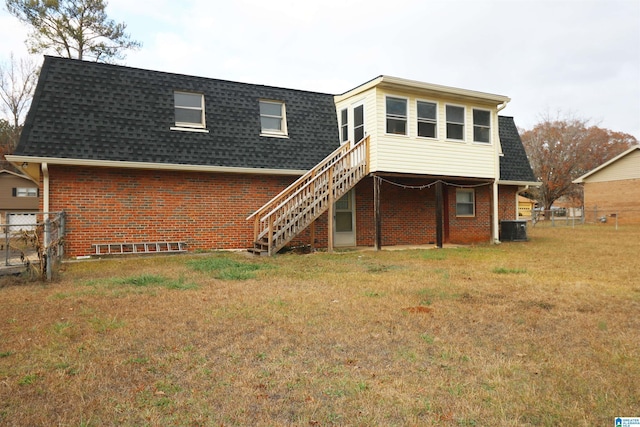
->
473;109;491;143
353;104;364;142
417;101;437;138
14;187;38;197
259;100;287;136
340;108;348;142
446;105;465;140
174;92;205;128
456;189;475;217
386;96;407;135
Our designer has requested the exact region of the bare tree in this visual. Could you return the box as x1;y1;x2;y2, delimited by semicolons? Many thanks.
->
5;0;141;62
0;53;39;167
521;113;636;211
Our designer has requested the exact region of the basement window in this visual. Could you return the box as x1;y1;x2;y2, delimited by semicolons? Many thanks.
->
456;189;475;217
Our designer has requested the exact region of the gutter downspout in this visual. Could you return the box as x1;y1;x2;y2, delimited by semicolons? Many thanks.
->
42;163;50;249
492;101;509;244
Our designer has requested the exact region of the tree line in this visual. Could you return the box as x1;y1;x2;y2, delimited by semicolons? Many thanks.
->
1;0;638;206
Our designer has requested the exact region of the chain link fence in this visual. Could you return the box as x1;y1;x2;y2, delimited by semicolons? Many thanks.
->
2;212;66;280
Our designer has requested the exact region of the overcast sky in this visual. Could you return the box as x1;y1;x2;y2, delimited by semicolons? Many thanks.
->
1;0;639;139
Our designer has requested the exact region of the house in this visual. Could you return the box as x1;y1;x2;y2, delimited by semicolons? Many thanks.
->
573;145;640;224
7;56;537;258
517;195;535;218
0;169;39;230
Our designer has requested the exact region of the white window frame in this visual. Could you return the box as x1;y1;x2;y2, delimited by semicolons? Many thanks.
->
473;108;492;143
416;99;438;139
15;187;37;197
456;188;475;217
259;100;288;137
340;108;349;143
385;95;408;136
352;102;365;143
173;91;206;130
446;104;465;141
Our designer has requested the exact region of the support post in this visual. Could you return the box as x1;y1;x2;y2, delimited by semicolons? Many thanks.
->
374;175;382;250
328;168;334;253
435;181;443;249
310;220;315;252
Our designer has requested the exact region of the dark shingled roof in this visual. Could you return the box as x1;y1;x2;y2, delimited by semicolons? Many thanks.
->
498;116;537;182
16;56;340;171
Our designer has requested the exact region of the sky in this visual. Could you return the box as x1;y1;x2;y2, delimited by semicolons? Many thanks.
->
1;0;639;139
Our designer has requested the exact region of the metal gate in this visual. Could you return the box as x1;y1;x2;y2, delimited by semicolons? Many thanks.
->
3;211;66;280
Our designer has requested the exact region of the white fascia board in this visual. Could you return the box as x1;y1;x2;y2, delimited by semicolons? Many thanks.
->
378;76;510;104
573;145;640;183
5;155;307;176
497;180;541;186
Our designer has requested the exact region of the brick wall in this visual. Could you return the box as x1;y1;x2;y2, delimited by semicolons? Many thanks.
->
353;178;518;246
49;166;301;257
583;178;640;224
49;167;523;257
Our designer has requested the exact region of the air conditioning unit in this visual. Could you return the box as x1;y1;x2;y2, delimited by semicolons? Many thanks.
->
500;220;528;242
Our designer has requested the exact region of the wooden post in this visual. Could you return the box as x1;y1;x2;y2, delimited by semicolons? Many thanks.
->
374;175;382;250
435;181;443;249
328;168;334;252
310;221;315;252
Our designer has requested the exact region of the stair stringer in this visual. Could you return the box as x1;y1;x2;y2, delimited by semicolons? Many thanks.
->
247;136;369;255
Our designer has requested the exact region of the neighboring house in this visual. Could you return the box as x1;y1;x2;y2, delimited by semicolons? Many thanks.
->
0;169;39;230
517;195;535;218
7;56;538;258
574;145;640;224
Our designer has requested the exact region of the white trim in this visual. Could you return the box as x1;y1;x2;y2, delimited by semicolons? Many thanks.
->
415;98;438;139
384;95;409;136
259;100;288;137
455;188;475;217
5;155;308;176
352;101;366;143
170;126;209;133
472;108;492;144
445;103;466;142
174;91;206;129
498;180;541;186
336;75;510;105
573;145;640;183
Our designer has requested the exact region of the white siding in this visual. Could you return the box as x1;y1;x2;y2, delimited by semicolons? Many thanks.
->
583;150;640;183
372;88;499;178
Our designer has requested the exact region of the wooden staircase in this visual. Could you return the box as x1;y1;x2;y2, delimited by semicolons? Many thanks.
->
247;136;370;255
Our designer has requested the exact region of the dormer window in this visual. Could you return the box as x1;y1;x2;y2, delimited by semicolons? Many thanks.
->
260;100;287;137
174;91;205;129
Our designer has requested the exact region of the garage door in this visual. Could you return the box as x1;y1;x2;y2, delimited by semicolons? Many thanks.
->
7;213;38;232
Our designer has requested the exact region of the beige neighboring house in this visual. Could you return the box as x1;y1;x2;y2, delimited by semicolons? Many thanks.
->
573;146;640;224
0;169;40;230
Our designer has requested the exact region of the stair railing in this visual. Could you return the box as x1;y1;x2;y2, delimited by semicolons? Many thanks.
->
247;136;369;255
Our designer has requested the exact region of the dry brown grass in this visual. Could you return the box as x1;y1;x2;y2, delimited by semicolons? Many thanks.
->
1;225;638;426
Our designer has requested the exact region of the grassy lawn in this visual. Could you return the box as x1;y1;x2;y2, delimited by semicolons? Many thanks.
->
0;225;638;426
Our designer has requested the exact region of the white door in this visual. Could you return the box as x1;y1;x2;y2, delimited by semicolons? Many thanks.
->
333;190;356;247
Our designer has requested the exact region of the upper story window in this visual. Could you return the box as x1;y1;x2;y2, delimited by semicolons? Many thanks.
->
259;100;287;136
174;91;205;128
14;187;38;197
446;105;465;140
353;104;364;142
417;100;437;138
456;188;475;217
340;108;348;142
385;96;407;135
473;109;491;143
